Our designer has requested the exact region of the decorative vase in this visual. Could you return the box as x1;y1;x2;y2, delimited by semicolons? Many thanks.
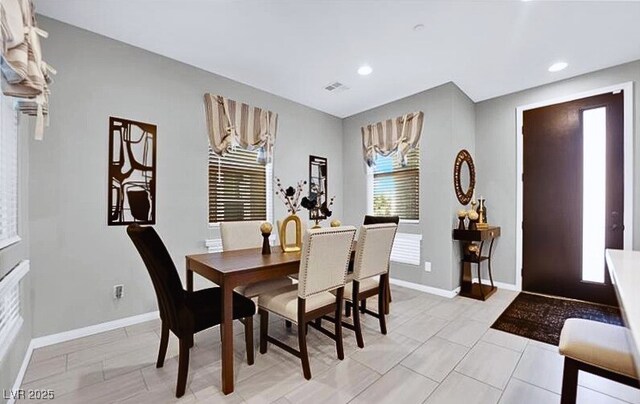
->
279;214;302;253
477;198;488;224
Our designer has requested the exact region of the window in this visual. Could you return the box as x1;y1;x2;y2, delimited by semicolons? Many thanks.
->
370;148;420;221
0;261;29;362
0;95;19;250
208;146;272;224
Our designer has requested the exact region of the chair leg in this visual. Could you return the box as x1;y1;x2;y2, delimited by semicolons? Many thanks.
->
352;283;364;348
157;321;169;368
297;299;312;380
285;320;292;329
176;337;191;398
345;301;352;318
385;276;391;315
560;357;579;404
360;299;367;314
244;317;254;365
335;288;345;360
378;276;387;335
260;309;269;354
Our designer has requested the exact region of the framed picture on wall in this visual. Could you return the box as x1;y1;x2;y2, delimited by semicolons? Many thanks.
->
108;117;157;226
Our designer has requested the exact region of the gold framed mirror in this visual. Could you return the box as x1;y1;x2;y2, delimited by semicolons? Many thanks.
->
453;149;476;205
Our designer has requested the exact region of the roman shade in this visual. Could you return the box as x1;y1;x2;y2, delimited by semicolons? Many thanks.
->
204;93;278;164
361;111;424;167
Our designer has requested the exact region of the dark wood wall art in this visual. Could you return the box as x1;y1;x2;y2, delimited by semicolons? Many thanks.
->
453;149;476;205
108;117;157;226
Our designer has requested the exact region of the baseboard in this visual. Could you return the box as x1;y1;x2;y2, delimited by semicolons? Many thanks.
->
471;277;520;291
10;310;160;403
8;340;35;404
31;310;159;349
389;278;461;298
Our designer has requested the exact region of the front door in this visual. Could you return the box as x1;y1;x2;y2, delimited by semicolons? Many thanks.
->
522;91;624;305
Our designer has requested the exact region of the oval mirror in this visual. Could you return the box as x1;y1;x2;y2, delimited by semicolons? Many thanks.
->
453;149;476;205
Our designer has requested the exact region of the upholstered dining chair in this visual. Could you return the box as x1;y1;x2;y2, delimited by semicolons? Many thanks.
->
335;223;397;348
220;220;295;298
127;224;256;398
257;226;357;379
362;215;399;314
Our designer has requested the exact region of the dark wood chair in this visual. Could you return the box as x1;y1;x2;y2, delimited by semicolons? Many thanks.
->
360;215;399;315
559;318;639;404
257;226;356;379
127;224;256;398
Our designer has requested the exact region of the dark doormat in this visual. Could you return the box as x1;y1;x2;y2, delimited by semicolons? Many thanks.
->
491;292;623;346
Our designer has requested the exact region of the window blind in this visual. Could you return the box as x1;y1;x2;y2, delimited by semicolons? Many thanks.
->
390;233;422;265
372;148;420;220
0;261;29;362
209;147;268;223
0;95;18;250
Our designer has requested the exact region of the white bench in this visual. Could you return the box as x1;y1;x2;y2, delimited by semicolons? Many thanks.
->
559;318;639;404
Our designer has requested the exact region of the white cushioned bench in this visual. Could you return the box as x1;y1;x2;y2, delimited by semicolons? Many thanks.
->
559;318;638;404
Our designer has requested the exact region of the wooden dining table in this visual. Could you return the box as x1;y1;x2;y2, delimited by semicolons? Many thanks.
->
185;246;303;395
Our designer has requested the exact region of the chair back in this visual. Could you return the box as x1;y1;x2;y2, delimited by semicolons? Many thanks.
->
297;226;356;299
363;215;400;225
352;224;397;281
220;220;263;251
127;224;183;330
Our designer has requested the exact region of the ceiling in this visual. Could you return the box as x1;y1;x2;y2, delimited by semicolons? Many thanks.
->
35;1;640;118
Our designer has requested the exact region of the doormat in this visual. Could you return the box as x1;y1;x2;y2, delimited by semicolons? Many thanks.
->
491;292;623;346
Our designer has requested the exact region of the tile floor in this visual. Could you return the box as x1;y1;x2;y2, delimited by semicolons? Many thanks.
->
19;285;640;403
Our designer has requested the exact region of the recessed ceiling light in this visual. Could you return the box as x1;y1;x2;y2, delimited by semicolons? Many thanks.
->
358;65;373;76
548;62;568;72
413;24;425;31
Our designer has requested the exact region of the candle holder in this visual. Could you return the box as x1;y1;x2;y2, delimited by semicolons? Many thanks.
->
260;222;272;255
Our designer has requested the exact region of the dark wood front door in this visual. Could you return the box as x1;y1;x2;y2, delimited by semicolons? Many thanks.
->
522;91;624;305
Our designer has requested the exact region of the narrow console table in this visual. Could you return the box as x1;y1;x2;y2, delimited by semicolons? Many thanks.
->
452;226;500;301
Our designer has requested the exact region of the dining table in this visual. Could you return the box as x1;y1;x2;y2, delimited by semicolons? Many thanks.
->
185;246;304;395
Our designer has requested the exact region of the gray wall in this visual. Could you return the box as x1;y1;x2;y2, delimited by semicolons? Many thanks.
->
342;82;475;291
475;60;640;285
0;118;32;404
29;17;344;338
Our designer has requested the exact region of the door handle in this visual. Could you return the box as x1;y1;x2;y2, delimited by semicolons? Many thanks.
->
611;224;625;231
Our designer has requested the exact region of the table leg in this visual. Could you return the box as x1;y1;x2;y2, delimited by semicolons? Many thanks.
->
186;269;193;292
488;239;496;289
221;282;235;394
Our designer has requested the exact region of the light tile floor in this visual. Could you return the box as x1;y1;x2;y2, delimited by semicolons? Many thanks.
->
19;285;640;403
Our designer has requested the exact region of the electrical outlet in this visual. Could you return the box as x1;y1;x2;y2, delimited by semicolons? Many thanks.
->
424;261;432;272
113;284;124;300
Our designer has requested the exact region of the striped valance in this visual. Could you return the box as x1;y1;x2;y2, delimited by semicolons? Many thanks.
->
204;93;278;164
361;111;424;167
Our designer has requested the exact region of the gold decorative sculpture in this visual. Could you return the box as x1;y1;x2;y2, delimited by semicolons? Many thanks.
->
279;215;302;252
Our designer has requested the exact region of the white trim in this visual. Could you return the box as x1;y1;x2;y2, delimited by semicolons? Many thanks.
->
0;317;22;364
516;82;634;291
389;277;460;299
0;235;21;251
8;339;34;404
471;277;519;292
31;310;159;349
9;309;159;404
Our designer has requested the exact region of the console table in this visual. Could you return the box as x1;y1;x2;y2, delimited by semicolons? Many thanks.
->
452;226;500;300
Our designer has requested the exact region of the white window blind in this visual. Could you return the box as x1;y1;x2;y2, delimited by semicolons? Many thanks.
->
0;95;19;250
208;147;272;224
372;148;419;221
0;261;29;362
391;232;422;265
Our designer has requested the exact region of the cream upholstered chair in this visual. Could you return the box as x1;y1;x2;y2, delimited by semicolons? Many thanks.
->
258;226;356;379
220;221;294;298
335;223;397;348
559;319;639;404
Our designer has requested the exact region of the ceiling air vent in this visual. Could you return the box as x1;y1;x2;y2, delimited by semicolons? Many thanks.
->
324;82;349;92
